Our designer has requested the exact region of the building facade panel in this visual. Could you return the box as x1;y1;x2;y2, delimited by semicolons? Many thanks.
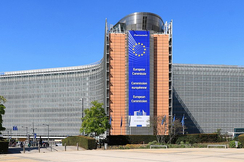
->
0;63;105;137
173;64;244;134
153;34;170;134
109;33;127;135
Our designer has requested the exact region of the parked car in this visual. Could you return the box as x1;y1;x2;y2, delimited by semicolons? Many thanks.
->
55;143;62;146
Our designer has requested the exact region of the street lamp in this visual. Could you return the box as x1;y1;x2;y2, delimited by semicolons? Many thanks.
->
79;98;84;119
31;122;37;143
79;98;84;135
43;124;49;143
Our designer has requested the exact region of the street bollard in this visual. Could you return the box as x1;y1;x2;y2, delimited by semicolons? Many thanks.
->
23;144;25;153
65;143;66;151
51;142;52;152
104;143;107;150
38;143;40;153
77;143;79;151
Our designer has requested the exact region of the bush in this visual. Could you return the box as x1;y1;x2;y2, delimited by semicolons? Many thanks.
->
147;140;158;145
175;134;218;144
176;136;196;144
238;134;244;148
198;133;218;143
107;134;218;146
0;138;8;153
229;140;242;148
62;136;96;150
107;135;157;145
192;143;208;148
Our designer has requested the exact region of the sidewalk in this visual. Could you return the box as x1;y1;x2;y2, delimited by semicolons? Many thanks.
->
7;145;84;154
2;148;244;162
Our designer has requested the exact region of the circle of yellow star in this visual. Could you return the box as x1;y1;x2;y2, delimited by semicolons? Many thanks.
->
132;42;146;57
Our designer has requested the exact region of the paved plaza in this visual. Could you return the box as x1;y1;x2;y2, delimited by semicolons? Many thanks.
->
1;147;244;162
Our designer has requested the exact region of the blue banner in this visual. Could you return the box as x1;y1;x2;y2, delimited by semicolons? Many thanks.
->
13;126;18;131
128;31;150;127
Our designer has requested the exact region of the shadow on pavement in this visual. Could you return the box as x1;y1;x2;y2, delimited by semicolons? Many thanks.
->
8;147;39;154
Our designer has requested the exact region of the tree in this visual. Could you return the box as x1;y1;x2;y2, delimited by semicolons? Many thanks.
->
0;96;6;103
167;119;185;144
151;115;168;143
80;101;110;137
0;96;6;133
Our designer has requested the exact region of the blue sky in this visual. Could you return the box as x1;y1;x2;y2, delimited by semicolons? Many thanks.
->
1;0;244;72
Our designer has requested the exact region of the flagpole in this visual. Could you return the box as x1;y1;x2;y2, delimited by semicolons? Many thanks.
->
109;116;112;135
183;114;185;135
120;116;122;135
183;125;184;135
129;116;131;135
172;114;175;135
182;114;185;135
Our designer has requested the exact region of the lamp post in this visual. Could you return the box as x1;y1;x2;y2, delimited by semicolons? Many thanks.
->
79;98;84;135
31;122;37;144
43;124;49;143
79;98;84;119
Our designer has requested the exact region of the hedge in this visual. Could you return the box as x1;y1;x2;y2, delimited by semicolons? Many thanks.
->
107;135;157;145
62;136;96;150
0;138;8;153
107;134;218;145
238;134;244;148
175;134;218;144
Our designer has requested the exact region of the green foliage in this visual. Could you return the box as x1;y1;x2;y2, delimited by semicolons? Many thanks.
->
0;96;6;133
176;135;196;144
147;140;158;145
108;134;218;146
107;135;157;145
176;134;218;144
0;96;6;104
62;136;96;150
108;134;218;145
229;141;236;148
213;128;226;142
198;133;219;142
167;143;192;148
214;128;221;135
80;101;110;137
229;140;242;148
238;134;244;148
0;138;8;153
192;143;208;148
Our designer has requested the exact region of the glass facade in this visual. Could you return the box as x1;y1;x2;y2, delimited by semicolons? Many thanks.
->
0;61;104;137
173;64;244;134
1;12;243;138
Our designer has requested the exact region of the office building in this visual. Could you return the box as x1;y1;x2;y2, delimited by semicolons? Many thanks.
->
1;12;243;138
104;12;172;135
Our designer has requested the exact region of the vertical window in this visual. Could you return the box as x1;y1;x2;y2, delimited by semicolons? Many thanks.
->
142;16;147;30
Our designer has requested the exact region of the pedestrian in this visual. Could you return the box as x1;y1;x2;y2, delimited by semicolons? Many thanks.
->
39;136;42;147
